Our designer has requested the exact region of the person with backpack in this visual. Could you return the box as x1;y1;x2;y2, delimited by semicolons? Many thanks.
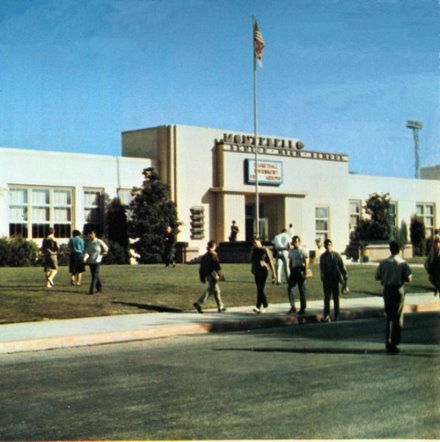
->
193;240;226;313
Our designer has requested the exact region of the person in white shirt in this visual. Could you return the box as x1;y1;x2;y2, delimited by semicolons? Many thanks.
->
83;230;109;295
272;228;291;284
287;235;309;314
375;241;412;354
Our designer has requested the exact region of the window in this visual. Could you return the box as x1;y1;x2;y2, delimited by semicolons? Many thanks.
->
315;206;329;242
117;188;133;207
349;200;361;232
416;203;436;238
9;188;29;237
84;189;103;234
9;186;73;239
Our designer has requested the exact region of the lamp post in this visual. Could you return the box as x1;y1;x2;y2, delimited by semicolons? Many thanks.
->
406;120;423;179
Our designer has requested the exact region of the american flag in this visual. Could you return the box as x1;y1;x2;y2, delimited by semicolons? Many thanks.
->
254;19;265;67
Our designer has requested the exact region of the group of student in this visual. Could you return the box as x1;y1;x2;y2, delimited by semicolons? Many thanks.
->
194;230;440;354
193;231;346;323
41;228;109;294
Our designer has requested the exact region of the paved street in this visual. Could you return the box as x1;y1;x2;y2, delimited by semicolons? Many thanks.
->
1;312;439;440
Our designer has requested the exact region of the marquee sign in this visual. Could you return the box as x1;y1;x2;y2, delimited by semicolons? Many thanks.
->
244;159;283;186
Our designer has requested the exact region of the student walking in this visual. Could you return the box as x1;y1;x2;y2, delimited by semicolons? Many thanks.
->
319;239;348;322
425;235;440;296
287;235;309;314
162;225;176;268
42;227;59;288
83;230;109;295
194;240;226;313
272;228;291;284
68;230;85;286
251;238;276;313
375;241;412;354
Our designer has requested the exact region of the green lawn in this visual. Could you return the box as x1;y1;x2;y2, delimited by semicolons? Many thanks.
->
0;263;433;324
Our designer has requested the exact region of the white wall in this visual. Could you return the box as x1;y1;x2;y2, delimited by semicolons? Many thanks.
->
175;125;351;251
0;147;151;238
349;174;440;230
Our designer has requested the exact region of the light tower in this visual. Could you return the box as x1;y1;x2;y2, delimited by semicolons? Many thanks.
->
406;120;423;179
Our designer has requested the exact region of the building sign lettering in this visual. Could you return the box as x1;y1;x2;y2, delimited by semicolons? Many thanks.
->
244;159;283;186
222;133;304;150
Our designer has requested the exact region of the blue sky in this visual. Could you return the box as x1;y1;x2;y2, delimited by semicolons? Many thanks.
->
0;0;438;177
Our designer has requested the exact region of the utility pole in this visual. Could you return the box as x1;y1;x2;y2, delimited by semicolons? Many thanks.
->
406;120;423;179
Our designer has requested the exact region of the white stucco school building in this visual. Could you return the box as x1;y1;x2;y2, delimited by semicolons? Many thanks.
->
1;124;439;256
0;148;151;242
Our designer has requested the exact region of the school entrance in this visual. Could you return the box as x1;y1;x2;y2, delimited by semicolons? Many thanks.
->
244;195;286;241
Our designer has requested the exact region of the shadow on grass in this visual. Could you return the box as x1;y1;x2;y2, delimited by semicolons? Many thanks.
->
213;347;438;358
0;286;79;294
112;301;183;313
408;284;432;291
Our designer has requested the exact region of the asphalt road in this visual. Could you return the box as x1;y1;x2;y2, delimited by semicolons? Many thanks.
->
1;312;439;440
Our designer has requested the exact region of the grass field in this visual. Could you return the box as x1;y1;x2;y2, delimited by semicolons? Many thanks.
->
0;262;433;324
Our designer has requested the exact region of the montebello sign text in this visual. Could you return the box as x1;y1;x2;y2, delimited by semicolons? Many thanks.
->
222;133;304;150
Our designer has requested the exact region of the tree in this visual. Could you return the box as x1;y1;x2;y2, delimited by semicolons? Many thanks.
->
397;220;409;257
353;193;394;242
128;168;180;264
104;197;130;264
106;197;128;248
410;215;426;256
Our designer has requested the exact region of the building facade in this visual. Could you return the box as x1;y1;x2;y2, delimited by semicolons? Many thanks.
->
0;147;150;243
0;124;439;255
122;125;440;252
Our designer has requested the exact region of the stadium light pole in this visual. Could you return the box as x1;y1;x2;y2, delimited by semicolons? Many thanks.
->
406;120;423;179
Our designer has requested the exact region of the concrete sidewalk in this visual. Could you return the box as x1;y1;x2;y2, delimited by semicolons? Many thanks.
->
1;293;439;355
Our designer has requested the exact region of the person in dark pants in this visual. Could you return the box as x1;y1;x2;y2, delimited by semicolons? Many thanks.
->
83;230;109;295
163;226;176;267
425;235;440;296
68;229;85;286
229;220;239;242
42;227;59;288
194;240;226;313
287;235;309;314
375;241;412;354
319;239;348;322
251;238;275;313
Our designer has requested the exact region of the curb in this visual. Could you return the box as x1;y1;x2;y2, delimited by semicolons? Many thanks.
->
1;303;439;355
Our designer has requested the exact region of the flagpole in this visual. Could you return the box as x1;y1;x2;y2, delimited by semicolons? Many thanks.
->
253;16;260;239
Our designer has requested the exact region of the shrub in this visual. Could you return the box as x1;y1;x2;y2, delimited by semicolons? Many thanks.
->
103;241;130;265
410;215;426;256
3;237;40;267
57;244;71;266
0;237;10;266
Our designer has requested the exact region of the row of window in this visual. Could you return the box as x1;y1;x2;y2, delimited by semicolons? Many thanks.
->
7;186;437;241
348;200;436;237
9;187;103;239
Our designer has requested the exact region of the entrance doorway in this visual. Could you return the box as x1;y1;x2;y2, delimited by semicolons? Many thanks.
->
245;203;269;241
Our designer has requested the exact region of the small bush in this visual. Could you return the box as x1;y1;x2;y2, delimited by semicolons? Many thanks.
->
0;237;40;267
410;215;426;256
103;241;129;265
0;237;10;266
58;244;71;266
